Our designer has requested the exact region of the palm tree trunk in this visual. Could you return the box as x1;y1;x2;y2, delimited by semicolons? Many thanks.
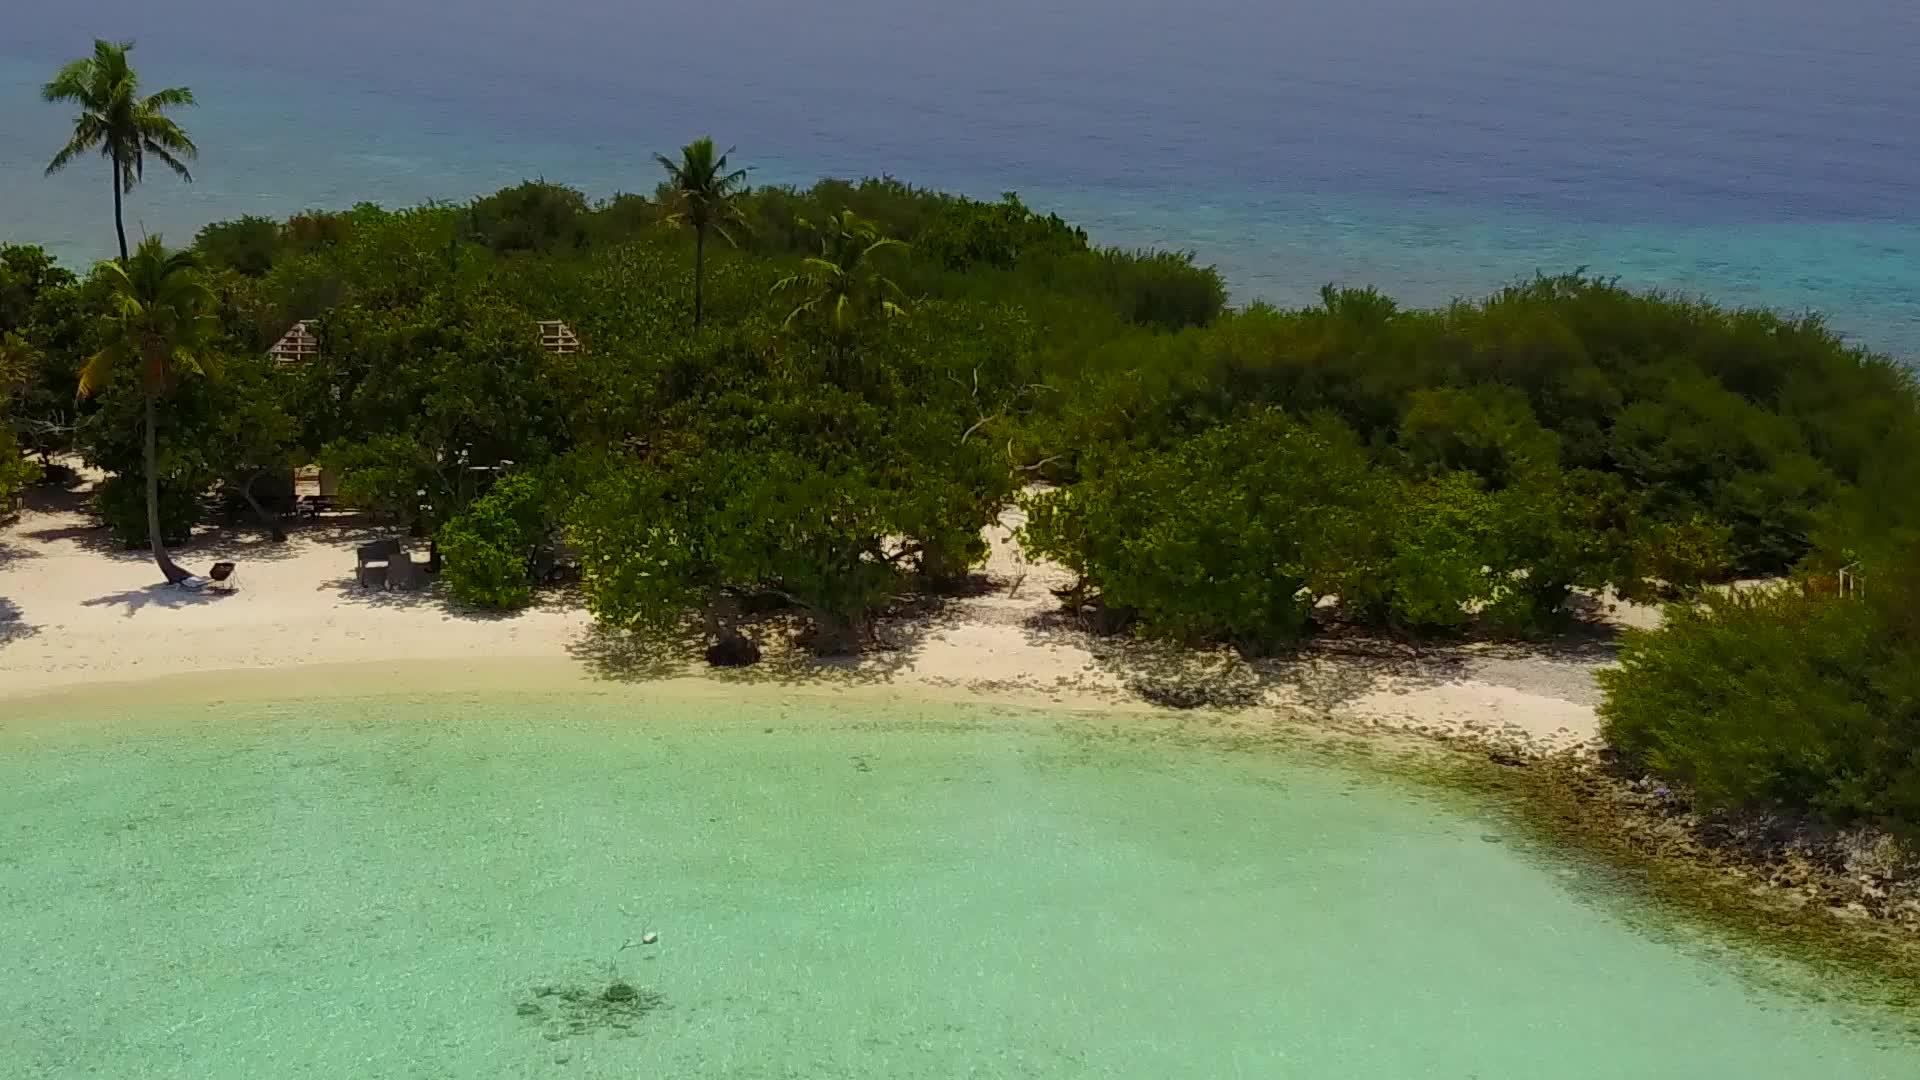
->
110;146;129;264
144;392;189;583
693;226;706;327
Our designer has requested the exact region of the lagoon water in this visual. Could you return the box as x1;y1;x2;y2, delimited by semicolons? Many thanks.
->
1;0;1917;358
1;685;1915;1078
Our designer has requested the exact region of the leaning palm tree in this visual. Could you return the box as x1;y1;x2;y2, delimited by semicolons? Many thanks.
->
655;137;749;327
773;210;911;339
80;236;219;583
42;39;198;264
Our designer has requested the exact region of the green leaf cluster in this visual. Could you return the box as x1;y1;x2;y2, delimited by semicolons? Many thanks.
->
1024;397;1735;645
1022;411;1388;649
1600;555;1920;828
1030;277;1919;576
439;472;554;610
566;310;1022;654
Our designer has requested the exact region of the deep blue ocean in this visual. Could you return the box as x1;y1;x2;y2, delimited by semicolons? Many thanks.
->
3;1;1915;357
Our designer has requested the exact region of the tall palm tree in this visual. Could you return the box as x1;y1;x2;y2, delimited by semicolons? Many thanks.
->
80;236;218;583
42;39;197;264
655;137;749;327
773;210;911;339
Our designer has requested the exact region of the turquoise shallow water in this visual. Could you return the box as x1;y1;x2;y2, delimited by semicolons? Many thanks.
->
1;685;1915;1078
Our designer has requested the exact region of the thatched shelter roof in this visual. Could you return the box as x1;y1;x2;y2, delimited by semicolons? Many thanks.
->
269;318;583;365
537;320;582;355
268;320;319;367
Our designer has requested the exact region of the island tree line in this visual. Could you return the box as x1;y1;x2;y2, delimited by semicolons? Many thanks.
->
5;40;1917;830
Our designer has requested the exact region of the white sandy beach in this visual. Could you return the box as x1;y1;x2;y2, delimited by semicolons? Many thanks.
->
0;487;1618;751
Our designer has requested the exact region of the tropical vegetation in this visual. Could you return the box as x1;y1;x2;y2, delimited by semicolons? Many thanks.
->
79;236;219;581
9;45;1920;830
1601;558;1920;829
655;137;750;327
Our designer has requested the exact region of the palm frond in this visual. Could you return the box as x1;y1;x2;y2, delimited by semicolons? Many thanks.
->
142;142;194;183
782;298;822;330
142;86;195;110
83;235;218;398
40;60;96;104
76;347;120;399
44;131;98;176
172;345;223;382
138;111;197;149
769;209;916;338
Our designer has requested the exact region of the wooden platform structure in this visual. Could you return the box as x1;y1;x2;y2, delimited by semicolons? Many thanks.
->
537;320;582;355
266;318;582;365
268;320;320;367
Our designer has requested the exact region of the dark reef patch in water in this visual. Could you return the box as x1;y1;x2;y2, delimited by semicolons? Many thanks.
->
518;977;668;1042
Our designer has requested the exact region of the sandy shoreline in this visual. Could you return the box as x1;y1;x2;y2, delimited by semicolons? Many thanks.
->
1;491;1623;751
14;492;1920;979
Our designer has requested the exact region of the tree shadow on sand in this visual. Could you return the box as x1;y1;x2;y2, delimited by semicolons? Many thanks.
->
1;533;43;649
568;592;964;690
19;475;93;515
81;583;237;617
1;597;37;648
321;574;584;621
160;517;407;568
15;519;150;562
1020;607;1618;714
0;535;42;566
18;509;403;566
181;521;384;565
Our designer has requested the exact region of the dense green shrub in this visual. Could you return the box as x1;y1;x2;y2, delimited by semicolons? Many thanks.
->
1361;472;1496;632
572;444;911;654
0;428;37;511
467;181;591;253
1600;555;1920;827
1046;248;1227;332
0;329;34;508
94;472;200;546
308;287;569;530
72;359;224;544
1021;410;1392;649
439;472;553;610
1028;276;1920;573
1025;404;1722;644
5;169;1912;671
567;317;1019;654
194;215;284;277
917;193;1088;271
